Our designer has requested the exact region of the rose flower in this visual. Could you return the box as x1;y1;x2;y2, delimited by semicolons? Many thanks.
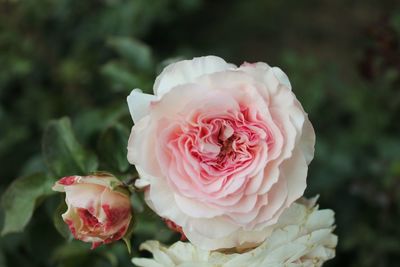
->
52;173;132;249
127;56;315;250
132;198;337;267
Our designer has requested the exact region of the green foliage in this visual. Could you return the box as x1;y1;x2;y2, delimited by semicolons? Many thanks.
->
43;117;99;177
97;124;130;173
101;61;144;92
52;200;72;240
107;37;154;72
1;173;55;235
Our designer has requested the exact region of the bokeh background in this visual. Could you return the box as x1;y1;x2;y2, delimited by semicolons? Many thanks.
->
1;0;400;266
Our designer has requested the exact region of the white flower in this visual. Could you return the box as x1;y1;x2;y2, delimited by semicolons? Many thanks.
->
132;198;337;267
127;55;315;250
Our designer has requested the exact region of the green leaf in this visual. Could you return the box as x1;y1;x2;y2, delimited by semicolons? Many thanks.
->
42;117;98;177
101;61;142;92
107;37;153;72
1;173;55;235
97;123;130;173
53;199;72;240
73;104;129;142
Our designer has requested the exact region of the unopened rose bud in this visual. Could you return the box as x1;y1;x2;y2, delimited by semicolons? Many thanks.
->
53;173;132;249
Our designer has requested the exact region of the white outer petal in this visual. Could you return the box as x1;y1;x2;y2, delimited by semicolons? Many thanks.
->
281;147;308;205
271;66;291;90
299;115;316;165
154;55;236;97
127;89;157;124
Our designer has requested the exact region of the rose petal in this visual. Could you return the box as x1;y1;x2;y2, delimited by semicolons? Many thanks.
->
64;184;104;210
154;55;235;97
127;89;157;124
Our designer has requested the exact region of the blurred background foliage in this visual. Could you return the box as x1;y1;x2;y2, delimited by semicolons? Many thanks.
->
0;0;400;266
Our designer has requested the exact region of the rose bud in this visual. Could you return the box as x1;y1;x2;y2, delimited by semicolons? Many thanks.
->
52;173;132;249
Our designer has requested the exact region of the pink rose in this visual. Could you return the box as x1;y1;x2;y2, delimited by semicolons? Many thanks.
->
127;56;315;250
52;173;132;249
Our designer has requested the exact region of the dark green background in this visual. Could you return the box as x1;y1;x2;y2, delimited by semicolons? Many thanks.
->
1;0;400;266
